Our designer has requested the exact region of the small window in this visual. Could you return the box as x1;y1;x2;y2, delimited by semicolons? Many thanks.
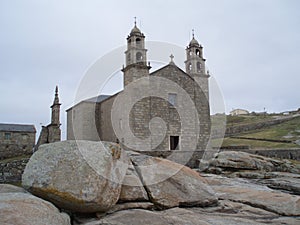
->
168;93;177;106
136;38;141;46
136;52;143;61
4;133;11;140
170;136;179;150
188;63;192;71
196;49;200;56
197;62;201;72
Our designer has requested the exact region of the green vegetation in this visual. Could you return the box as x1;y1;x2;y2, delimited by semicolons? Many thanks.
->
220;137;298;149
240;116;300;141
211;114;300;149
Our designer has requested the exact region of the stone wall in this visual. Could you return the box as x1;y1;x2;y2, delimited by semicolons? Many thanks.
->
137;148;300;168
35;124;61;151
0;157;30;183
221;148;300;161
96;94;118;143
67;101;100;141
0;131;35;160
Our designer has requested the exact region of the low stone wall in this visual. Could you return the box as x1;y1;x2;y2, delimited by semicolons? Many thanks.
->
221;148;300;161
137;148;300;167
0;157;30;183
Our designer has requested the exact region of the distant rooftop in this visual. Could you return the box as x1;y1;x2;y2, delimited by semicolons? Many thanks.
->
0;123;36;133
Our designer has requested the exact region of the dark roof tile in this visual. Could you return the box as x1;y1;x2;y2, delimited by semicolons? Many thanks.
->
0;124;36;133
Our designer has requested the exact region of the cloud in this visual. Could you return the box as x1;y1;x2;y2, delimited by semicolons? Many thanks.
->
0;0;299;139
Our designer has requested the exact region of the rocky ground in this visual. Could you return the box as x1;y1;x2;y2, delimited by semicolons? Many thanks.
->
1;141;300;225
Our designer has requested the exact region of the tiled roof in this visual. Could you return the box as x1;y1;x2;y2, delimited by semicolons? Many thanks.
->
0;123;36;133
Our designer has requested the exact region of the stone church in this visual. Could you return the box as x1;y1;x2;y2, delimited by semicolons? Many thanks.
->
67;23;211;167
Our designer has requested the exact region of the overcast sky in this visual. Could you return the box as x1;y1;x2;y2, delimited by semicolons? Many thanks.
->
0;0;299;139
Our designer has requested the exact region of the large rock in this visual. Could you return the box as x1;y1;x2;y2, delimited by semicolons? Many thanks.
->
205;174;300;216
0;184;70;225
0;183;27;193
129;152;218;209
256;176;300;195
81;205;299;225
22;140;128;213
209;151;300;173
118;163;149;202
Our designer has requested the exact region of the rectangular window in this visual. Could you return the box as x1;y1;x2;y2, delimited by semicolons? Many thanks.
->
168;93;177;106
170;136;179;150
4;133;11;140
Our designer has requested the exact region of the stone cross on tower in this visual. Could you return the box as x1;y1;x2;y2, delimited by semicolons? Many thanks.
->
169;54;175;64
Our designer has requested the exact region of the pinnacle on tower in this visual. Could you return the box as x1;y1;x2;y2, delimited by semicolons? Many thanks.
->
53;85;60;105
51;85;61;125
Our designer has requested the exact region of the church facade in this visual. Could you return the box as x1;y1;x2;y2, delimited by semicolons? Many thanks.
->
67;24;211;167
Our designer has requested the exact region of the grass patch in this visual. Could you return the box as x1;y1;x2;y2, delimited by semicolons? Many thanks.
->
219;137;298;149
239;116;300;141
211;114;300;149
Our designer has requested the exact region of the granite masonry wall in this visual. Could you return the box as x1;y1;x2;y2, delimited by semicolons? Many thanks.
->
0;157;30;183
0;131;35;160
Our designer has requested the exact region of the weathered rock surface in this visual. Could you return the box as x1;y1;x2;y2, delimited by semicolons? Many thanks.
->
0;183;27;193
256;176;300;195
204;174;300;216
0;184;70;225
22;140;128;213
106;202;154;214
130;152;218;209
19;143;300;224
77;203;300;225
209;151;300;173
118;163;148;202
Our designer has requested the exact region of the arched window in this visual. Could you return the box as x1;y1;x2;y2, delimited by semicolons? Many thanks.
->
136;38;141;46
196;49;200;56
136;52;143;61
197;62;201;72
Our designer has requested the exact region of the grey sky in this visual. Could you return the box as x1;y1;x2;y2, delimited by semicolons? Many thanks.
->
0;0;299;139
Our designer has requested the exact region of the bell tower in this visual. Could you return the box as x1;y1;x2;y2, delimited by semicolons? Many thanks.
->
122;19;151;87
185;31;209;100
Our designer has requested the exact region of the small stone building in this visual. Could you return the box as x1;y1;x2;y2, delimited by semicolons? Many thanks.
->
0;123;36;160
230;109;249;116
67;24;211;167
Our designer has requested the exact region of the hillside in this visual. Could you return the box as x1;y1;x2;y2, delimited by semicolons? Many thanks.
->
211;113;300;149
